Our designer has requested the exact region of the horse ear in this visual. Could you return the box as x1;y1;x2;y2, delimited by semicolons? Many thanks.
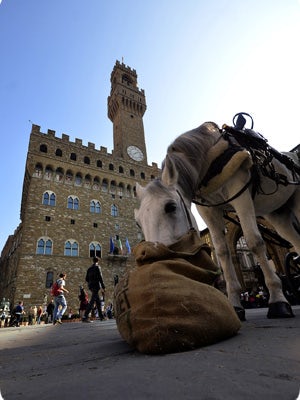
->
135;182;145;199
162;155;178;185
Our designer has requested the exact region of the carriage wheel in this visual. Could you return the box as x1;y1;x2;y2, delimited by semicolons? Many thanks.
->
284;252;300;303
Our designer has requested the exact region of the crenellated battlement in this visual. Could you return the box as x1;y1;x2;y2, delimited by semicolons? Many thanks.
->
114;59;137;77
30;124;110;155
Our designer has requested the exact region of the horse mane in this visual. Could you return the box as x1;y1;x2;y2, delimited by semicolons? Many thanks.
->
164;122;220;197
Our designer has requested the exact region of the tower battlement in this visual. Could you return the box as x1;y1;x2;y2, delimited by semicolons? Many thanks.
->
30;124;110;155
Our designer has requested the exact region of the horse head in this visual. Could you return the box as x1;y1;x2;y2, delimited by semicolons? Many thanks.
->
134;179;198;246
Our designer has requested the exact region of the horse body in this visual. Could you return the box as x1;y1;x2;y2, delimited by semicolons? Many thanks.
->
135;122;300;319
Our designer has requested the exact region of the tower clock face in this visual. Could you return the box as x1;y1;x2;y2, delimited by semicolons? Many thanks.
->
127;145;144;161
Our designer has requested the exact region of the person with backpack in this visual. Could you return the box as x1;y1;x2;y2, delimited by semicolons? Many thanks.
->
82;257;105;323
52;273;69;325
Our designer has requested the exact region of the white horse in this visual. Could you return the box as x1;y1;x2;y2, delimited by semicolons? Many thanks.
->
135;121;300;320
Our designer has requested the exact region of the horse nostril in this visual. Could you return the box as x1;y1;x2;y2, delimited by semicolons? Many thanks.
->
164;202;177;214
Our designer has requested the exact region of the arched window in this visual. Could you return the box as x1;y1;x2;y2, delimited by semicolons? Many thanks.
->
109;163;114;171
84;156;90;165
75;173;82;186
36;238;53;255
64;240;79;256
89;242;102;258
66;170;73;183
45;271;54;288
118;183;124;197
34;163;43;177
101;179;108;192
111;204;118;217
97;160;102;168
110;180;116;194
84;175;91;188
45;166;53;179
126;185;131;197
93;177;100;190
90;200;101;213
140;172;145;180
119;166;124;173
130;169;135;177
67;196;79;210
40;144;47;153
42;191;56;206
55;148;62;157
70;153;77;161
55;167;64;182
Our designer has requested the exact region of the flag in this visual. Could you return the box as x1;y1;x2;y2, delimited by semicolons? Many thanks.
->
125;238;131;254
117;238;123;251
109;237;114;254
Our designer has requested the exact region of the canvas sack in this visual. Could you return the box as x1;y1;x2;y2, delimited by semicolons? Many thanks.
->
114;229;241;354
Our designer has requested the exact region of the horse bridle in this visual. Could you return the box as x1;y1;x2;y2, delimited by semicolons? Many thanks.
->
176;189;196;232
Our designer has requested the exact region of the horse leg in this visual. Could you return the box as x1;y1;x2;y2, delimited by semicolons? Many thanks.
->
265;189;300;255
197;205;246;321
232;193;294;319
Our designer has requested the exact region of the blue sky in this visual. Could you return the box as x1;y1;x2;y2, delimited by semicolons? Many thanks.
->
1;0;299;251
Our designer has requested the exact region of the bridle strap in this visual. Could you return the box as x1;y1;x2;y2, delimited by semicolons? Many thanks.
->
176;189;195;231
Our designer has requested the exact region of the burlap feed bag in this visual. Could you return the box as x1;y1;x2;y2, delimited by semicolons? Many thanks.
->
114;229;241;354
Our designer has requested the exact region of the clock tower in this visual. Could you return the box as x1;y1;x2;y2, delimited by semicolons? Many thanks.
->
108;60;148;164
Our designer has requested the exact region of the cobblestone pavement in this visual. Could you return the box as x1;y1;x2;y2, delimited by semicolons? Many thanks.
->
0;306;299;400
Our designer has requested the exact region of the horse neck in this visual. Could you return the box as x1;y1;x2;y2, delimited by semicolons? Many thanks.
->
172;130;219;199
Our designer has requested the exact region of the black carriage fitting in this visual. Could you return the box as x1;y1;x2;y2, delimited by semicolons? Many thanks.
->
233;112;254;130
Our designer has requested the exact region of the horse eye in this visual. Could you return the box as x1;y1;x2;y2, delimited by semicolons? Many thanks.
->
165;202;177;214
136;221;141;229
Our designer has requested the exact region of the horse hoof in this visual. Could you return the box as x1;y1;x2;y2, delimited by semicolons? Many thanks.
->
267;302;295;319
234;306;246;321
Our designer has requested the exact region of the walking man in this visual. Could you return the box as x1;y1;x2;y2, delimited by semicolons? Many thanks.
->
53;273;69;325
82;257;106;323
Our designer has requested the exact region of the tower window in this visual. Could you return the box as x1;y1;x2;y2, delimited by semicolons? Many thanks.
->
89;242;101;258
90;200;101;214
119;166;124;173
97;160;102;168
71;219;75;225
45;216;51;222
109;163;114;171
64;240;78;257
130;169;135;177
84;156;90;165
140;172;145;180
55;148;62;157
42;191;56;206
67;196;79;210
70;153;77;161
111;204;118;217
36;238;53;255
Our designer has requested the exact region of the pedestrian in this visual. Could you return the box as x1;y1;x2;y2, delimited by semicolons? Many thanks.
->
33;305;37;324
78;286;89;319
14;301;25;327
46;299;54;323
82;257;105;323
53;273;69;325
